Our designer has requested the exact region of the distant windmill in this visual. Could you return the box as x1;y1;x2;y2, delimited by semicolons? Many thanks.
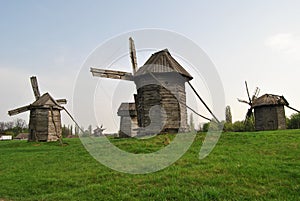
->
93;125;106;137
91;37;218;137
238;81;300;131
8;76;67;142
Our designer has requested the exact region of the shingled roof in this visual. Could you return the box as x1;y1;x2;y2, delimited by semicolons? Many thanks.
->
31;93;63;109
135;49;193;80
252;94;289;108
117;103;137;116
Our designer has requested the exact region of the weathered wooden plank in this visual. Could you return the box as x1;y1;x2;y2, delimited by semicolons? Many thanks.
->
90;68;133;81
30;76;41;100
56;99;67;105
8;105;30;116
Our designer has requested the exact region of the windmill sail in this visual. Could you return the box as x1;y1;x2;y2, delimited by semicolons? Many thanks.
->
245;81;251;104
90;68;133;81
8;105;30;116
129;37;138;74
30;76;40;100
238;98;250;105
56;99;67;105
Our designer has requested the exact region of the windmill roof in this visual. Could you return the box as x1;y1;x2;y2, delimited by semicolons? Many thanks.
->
31;93;62;108
252;94;289;108
135;49;193;80
118;102;136;111
117;102;137;116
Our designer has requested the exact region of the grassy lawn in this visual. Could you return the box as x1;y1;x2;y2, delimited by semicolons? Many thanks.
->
0;130;299;201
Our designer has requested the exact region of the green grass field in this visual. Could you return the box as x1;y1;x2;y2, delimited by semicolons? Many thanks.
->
0;130;299;201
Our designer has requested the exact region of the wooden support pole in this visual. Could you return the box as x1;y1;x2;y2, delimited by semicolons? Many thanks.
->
187;81;220;124
286;105;300;113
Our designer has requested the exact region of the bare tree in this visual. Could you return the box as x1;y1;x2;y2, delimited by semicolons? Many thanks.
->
15;118;27;129
5;121;14;130
0;122;5;132
75;124;79;136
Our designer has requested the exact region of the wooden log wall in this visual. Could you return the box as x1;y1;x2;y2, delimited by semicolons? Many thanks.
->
48;109;62;141
29;108;49;141
134;73;189;134
28;108;62;142
254;105;286;131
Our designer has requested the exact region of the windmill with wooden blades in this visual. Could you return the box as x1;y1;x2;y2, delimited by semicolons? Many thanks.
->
8;76;67;142
91;37;220;137
238;81;300;131
238;81;260;121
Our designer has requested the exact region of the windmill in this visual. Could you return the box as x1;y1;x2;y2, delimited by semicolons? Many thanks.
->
91;37;219;137
238;81;260;121
93;125;106;137
238;81;300;131
8;76;67;142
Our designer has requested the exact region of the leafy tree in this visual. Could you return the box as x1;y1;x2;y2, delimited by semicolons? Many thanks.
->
244;116;255;131
287;113;300;129
223;122;234;132
202;122;210;132
232;121;245;132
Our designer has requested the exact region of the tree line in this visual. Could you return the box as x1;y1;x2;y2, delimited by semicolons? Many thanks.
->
0;119;28;137
198;106;300;132
0;118;80;138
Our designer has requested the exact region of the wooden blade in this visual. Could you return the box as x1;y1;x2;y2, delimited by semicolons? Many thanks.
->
8;105;30;116
90;68;133;81
245;81;251;104
129;37;138;74
238;98;250;105
56;99;67;105
252;87;260;101
30;76;41;100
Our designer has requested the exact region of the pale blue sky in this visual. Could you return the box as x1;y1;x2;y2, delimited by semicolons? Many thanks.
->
1;1;300;132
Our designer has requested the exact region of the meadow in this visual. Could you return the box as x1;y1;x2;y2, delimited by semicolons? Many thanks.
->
0;130;299;201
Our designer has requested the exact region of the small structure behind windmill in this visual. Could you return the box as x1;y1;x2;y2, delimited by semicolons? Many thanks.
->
8;76;67;142
93;125;106;137
238;81;300;131
91;38;218;137
117;103;138;138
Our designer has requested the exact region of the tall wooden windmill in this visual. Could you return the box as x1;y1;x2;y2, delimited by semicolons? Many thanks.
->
8;76;67;142
238;81;300;131
91;38;193;136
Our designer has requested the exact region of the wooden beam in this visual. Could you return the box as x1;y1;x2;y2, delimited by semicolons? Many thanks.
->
286;105;300;113
8;105;30;116
30;76;41;100
90;68;133;81
56;99;67;105
129;37;138;74
187;81;221;124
